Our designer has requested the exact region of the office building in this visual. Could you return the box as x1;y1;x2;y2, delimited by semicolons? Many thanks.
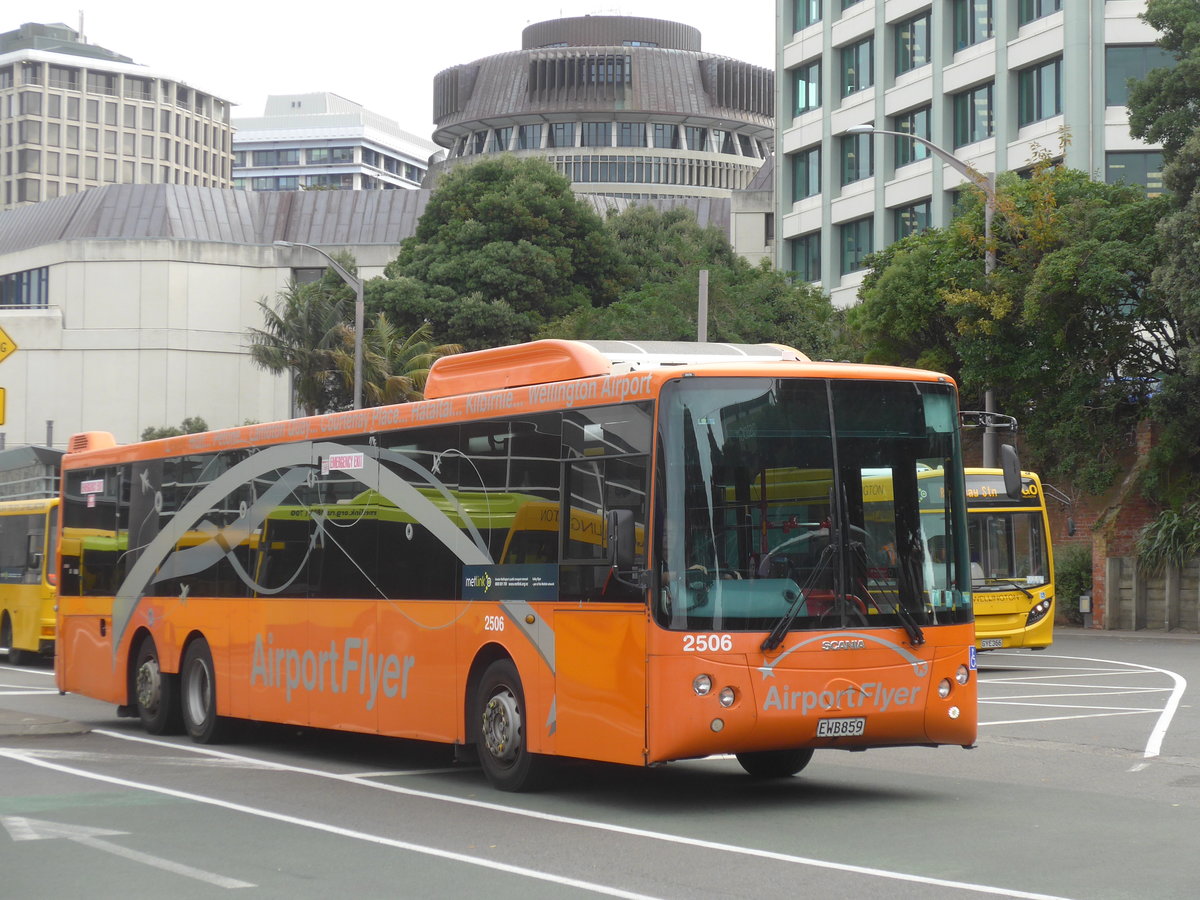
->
232;93;438;192
0;21;234;211
429;15;774;200
777;0;1168;306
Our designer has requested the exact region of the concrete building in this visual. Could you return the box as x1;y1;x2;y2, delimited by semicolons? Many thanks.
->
0;183;433;448
776;0;1168;306
429;15;774;201
0;22;234;212
232;93;438;193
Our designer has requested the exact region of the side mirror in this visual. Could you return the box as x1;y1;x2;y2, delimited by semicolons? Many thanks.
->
606;508;635;572
1000;444;1022;499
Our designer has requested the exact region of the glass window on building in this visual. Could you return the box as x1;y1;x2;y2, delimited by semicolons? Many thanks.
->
19;91;43;116
793;0;822;31
789;232;821;282
1018;58;1062;126
893;106;931;166
895;12;931;75
839;132;874;185
472;131;487;153
790;145;821;202
581;122;611;147
894;199;932;240
618;122;646;147
792;60;822;116
489;127;512;152
0;267;50;308
518;124;542;149
953;0;993;51
839;217;874;275
549;123;575;148
1105;45;1176;107
653;124;679;149
1105;151;1164;198
1018;0;1061;26
684;126;708;151
953;82;994;147
840;37;874;97
712;129;737;154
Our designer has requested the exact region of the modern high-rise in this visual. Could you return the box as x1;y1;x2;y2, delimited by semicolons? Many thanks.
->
777;0;1168;306
429;15;774;200
232;93;437;192
0;22;234;211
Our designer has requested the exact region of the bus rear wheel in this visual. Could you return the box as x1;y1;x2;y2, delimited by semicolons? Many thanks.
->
180;638;232;744
134;635;182;734
1;614;34;665
735;748;814;778
474;659;548;792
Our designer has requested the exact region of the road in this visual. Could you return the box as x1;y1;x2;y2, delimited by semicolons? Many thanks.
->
1;629;1196;899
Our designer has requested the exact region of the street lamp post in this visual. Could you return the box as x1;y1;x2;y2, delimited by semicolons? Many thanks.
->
274;240;365;410
845;125;1000;465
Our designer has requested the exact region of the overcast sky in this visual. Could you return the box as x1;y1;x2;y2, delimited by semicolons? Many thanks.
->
16;2;777;142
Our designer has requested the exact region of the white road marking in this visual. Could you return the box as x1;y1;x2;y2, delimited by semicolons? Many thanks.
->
17;729;1075;900
0;746;662;900
2;815;254;889
981;652;1187;763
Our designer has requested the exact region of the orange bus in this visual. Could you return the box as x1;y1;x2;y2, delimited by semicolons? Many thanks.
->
56;339;979;790
0;497;58;665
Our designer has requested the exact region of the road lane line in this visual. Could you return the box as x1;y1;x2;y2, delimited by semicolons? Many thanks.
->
82;730;1073;900
985;653;1187;762
0;747;661;900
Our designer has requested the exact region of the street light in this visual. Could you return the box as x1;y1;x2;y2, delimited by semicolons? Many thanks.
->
274;240;365;410
844;124;1003;465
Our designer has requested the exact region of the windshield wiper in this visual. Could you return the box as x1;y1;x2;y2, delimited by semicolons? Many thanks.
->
761;544;834;652
977;578;1033;598
894;602;925;646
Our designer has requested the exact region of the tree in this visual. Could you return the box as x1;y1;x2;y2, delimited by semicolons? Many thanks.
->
374;157;624;349
141;417;208;441
332;317;461;406
248;276;352;417
847;161;1174;493
1127;0;1200;158
1126;0;1200;503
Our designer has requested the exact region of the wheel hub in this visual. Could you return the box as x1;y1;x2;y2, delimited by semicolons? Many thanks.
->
481;690;521;764
136;660;161;713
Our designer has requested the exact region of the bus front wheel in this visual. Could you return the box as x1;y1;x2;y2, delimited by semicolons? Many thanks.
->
474;659;547;792
736;748;814;778
1;615;35;666
134;636;182;735
180;638;232;744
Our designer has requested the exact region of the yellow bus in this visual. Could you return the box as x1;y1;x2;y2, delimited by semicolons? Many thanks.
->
963;468;1054;650
57;339;980;791
0;497;58;665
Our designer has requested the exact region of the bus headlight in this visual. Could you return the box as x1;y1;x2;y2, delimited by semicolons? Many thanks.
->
1026;598;1053;625
956;665;970;685
718;687;736;708
938;678;952;699
693;674;713;696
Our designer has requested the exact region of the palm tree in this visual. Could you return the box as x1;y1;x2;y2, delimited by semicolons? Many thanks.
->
333;315;461;406
248;279;349;417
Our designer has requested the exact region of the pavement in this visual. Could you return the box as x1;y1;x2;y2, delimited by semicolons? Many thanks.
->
2;627;1196;738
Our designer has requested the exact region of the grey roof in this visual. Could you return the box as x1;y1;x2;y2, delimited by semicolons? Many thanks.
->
0;444;63;474
743;153;774;192
0;184;432;254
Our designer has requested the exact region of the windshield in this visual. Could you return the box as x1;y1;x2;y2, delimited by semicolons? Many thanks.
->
653;377;970;633
967;511;1051;591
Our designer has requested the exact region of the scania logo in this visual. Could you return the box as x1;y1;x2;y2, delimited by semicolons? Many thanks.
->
822;639;866;650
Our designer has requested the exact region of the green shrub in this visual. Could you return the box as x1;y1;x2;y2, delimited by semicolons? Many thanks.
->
1136;503;1200;575
1056;543;1093;625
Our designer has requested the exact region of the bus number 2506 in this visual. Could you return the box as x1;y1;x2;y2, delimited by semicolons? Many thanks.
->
683;634;732;652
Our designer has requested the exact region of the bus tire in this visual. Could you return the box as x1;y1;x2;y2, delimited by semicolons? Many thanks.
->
134;635;182;735
180;638;232;744
735;748;814;778
1;614;35;666
474;659;548;792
